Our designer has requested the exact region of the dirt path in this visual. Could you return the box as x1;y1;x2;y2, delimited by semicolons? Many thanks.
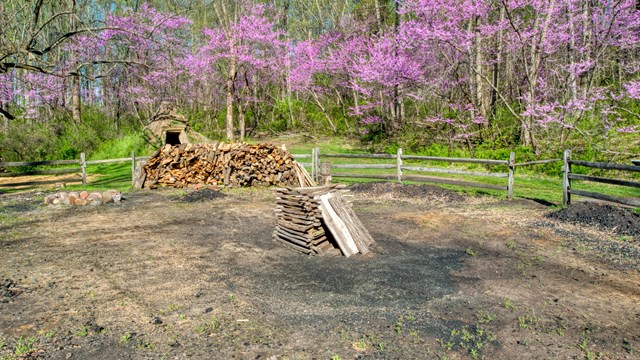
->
1;186;638;359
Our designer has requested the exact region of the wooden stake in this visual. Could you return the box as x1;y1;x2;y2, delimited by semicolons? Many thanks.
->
562;149;571;207
131;150;135;187
80;152;86;186
397;147;403;184
507;151;515;199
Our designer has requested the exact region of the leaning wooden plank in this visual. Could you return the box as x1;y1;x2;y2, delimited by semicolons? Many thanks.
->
338;196;374;246
326;193;372;254
328;192;375;246
317;193;359;257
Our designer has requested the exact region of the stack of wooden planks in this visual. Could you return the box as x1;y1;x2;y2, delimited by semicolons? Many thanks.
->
143;142;314;189
273;185;375;257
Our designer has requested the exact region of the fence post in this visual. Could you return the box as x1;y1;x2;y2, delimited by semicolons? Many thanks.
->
507;152;515;200
319;162;332;186
397;148;403;184
310;148;315;182
131;150;136;186
315;147;320;183
80;152;87;186
562;149;571;207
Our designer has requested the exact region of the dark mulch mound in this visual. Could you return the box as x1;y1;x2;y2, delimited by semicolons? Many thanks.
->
348;182;464;202
548;202;640;238
182;188;226;203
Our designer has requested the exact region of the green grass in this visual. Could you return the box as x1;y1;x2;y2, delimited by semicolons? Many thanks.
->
88;133;149;161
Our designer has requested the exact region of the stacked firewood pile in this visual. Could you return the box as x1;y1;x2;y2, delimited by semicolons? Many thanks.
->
142;143;313;189
273;185;375;257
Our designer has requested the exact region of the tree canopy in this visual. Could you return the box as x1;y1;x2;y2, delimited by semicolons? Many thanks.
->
1;0;639;156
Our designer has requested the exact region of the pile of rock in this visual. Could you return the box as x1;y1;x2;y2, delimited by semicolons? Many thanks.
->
44;190;122;206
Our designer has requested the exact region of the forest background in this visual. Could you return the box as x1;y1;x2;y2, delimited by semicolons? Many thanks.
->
1;0;639;168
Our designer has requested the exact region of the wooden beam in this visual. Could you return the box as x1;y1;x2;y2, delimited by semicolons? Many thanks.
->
515;159;561;167
0;178;81;187
402;166;508;178
569;174;640;189
331;173;396;180
0;168;79;177
401;155;508;165
0;159;79;167
569;189;640;207
332;164;396;169
570;160;640;173
85;158;132;165
401;175;508;191
322;153;397;159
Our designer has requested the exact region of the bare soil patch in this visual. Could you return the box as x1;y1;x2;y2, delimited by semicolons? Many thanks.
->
0;186;639;359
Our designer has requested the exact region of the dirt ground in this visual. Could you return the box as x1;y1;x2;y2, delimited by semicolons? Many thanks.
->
1;184;639;359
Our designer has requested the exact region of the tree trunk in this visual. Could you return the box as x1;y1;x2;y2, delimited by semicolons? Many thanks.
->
491;7;505;118
473;15;486;119
374;0;382;31
311;90;337;133
71;74;81;124
568;6;578;104
238;102;245;142
392;0;402;132
522;0;556;151
226;57;236;141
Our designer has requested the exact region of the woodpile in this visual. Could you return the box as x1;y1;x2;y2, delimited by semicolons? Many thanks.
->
142;143;314;189
273;185;375;257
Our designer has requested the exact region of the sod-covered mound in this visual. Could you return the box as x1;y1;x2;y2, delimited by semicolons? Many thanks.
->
143;143;305;189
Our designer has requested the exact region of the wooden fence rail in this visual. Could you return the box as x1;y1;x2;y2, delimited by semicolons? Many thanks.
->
563;149;640;207
302;148;516;199
2;149;637;208
0;152;154;188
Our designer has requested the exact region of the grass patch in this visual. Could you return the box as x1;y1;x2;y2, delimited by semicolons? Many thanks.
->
63;163;133;192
